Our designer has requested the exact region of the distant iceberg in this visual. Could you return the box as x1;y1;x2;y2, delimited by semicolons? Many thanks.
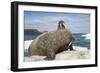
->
81;33;90;40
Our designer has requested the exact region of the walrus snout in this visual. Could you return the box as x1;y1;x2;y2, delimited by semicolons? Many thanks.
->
57;20;65;30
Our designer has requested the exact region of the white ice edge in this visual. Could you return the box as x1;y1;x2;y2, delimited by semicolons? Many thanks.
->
24;40;33;49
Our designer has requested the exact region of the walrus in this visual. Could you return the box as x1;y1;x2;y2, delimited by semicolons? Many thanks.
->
28;20;74;60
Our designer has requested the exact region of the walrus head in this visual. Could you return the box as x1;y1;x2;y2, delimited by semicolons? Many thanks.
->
57;20;65;30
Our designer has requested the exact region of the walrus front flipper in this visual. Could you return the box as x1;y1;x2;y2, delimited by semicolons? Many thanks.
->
44;49;56;60
69;44;74;51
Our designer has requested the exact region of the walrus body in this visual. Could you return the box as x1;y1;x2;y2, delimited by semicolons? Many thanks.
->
28;20;74;60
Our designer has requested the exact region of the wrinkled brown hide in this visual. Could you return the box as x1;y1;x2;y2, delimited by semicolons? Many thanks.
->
28;21;74;60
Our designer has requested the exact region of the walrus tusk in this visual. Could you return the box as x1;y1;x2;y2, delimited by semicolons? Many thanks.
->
67;40;73;49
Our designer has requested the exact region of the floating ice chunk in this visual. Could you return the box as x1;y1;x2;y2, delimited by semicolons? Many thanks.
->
82;33;90;40
24;40;33;49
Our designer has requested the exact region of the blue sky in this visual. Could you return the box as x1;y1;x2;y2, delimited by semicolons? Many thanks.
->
24;11;90;33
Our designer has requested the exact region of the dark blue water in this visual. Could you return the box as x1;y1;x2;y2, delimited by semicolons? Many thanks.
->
73;33;90;49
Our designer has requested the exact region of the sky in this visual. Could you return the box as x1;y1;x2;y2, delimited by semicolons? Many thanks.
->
24;11;90;33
